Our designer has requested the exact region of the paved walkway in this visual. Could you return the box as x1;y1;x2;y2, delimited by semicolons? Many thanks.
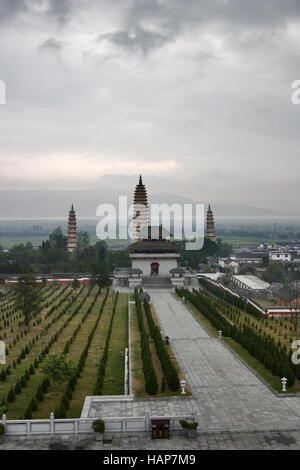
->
88;290;300;432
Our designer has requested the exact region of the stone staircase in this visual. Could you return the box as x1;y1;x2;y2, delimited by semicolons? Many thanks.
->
141;276;172;289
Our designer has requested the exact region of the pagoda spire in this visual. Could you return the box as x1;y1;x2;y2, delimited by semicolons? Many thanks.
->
67;204;77;253
206;204;216;242
133;175;148;241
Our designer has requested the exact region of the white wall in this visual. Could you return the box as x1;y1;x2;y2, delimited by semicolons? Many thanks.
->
131;257;178;276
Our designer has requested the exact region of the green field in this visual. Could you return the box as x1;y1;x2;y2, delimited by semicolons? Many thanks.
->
221;236;289;246
0;286;129;418
0;284;187;419
0;236;47;249
0;235;128;249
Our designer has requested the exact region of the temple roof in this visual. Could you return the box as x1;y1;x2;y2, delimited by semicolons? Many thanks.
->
129;239;179;254
134;175;148;207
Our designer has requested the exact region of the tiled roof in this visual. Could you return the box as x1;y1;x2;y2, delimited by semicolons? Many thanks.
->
129;240;179;253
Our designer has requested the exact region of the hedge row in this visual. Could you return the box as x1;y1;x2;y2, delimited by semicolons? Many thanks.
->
177;288;296;387
134;290;158;395
199;278;262;319
1;286;93;413
0;286;86;382
93;290;119;395
143;298;180;391
55;288;110;418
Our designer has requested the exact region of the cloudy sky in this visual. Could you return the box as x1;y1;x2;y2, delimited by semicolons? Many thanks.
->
0;0;300;211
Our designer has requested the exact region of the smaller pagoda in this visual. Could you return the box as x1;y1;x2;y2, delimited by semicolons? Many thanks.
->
206;204;216;242
67;204;77;253
133;175;148;242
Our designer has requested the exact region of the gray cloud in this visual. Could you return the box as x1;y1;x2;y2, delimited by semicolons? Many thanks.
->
0;0;73;26
0;0;300;210
39;37;66;54
97;26;170;55
0;0;27;24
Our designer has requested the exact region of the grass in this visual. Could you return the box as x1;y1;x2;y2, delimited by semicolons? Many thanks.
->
221;236;289;246
0;236;47;249
130;304;146;398
101;293;128;395
252;297;276;308
0;288;130;419
1;286;81;418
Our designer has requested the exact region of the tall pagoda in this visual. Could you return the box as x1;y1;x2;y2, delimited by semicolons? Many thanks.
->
133;175;148;241
206;204;216;242
67;204;77;253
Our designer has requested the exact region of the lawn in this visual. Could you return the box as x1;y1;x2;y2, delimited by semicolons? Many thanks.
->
0;287;130;419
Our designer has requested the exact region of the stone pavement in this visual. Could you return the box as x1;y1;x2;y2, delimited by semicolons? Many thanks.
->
1;429;300;450
88;290;300;432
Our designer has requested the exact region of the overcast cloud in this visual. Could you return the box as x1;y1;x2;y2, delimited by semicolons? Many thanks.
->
0;0;300;210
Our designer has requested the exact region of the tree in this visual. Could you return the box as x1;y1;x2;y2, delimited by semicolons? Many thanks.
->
71;278;80;289
49;227;67;249
14;274;42;326
90;263;110;291
77;231;90;250
41;354;76;385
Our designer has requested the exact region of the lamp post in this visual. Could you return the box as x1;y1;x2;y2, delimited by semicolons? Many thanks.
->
218;330;222;338
180;380;186;395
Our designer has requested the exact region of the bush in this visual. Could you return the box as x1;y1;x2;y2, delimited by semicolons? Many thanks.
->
0;423;5;435
179;420;198;429
92;419;105;433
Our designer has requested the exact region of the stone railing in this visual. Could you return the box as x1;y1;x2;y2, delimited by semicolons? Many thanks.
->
0;412;197;437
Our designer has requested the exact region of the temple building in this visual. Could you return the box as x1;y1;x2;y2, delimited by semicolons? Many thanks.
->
67;204;77;253
206;204;216;242
133;175;148;241
113;176;198;290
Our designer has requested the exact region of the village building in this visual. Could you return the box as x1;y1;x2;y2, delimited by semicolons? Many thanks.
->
276;284;300;307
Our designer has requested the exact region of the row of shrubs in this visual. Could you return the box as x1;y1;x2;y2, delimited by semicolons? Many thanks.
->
62;287;99;354
55;288;111;418
134;290;158;395
0;285;56;330
25;289;98;419
177;288;296;387
23;378;51;419
1;286;93;412
199;278;262;319
143;298;180;392
93;290;119;395
0;285;86;383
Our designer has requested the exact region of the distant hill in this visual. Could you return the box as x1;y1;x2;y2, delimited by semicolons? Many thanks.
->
0;188;289;219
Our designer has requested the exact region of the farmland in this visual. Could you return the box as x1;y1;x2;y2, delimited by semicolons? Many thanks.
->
0;285;128;419
0;283;187;420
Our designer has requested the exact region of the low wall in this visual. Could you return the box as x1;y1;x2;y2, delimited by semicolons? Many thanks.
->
0;412;196;437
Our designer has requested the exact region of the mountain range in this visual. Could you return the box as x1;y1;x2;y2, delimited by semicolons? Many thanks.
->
0;189;295;219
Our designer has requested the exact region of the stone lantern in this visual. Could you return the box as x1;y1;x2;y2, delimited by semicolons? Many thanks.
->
281;377;288;392
180;380;186;395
